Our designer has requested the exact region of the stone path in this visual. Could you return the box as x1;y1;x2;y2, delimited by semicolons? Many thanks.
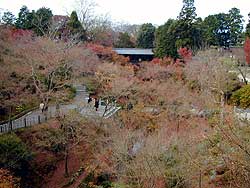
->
0;85;121;133
234;106;250;121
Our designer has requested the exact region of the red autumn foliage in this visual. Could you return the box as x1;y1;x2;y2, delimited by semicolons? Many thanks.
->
86;43;113;56
10;28;33;41
86;43;129;65
244;37;250;65
178;47;192;63
151;57;174;65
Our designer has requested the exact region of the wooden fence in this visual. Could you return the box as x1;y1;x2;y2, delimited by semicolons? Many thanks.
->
0;104;77;133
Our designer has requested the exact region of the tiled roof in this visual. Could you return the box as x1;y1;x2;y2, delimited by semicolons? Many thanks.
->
113;48;154;55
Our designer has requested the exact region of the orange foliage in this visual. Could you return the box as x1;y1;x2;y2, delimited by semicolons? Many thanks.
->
86;43;113;56
137;60;185;82
86;43;129;65
0;168;20;188
151;57;174;65
151;50;192;66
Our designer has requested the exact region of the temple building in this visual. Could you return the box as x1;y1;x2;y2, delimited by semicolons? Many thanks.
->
113;48;154;63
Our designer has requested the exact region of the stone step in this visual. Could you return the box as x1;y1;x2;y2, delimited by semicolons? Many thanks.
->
104;106;121;119
76;90;87;92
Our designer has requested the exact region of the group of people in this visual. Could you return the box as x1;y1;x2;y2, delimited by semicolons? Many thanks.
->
87;95;99;111
39;95;100;113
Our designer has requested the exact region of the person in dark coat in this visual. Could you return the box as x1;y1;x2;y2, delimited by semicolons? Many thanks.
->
88;94;92;103
94;99;99;111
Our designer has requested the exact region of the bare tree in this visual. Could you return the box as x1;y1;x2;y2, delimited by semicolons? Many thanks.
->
185;49;239;124
87;14;115;46
73;0;97;31
99;124;188;188
113;22;141;39
35;111;87;177
95;62;135;116
58;111;87;176
14;35;100;113
231;48;249;85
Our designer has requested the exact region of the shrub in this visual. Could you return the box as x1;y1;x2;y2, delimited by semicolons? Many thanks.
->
151;57;174;65
67;85;77;100
0;168;20;188
178;47;192;63
111;183;129;188
79;172;95;188
230;85;250;108
0;133;32;176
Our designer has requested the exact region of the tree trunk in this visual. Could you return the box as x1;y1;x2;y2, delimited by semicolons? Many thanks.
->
220;93;225;126
64;148;69;177
8;106;12;130
177;118;180;134
102;99;111;117
42;97;49;119
237;65;248;85
199;170;202;188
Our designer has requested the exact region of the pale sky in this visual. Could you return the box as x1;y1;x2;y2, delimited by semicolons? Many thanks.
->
0;0;249;25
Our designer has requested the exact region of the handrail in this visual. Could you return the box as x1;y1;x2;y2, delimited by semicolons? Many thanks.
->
0;106;39;125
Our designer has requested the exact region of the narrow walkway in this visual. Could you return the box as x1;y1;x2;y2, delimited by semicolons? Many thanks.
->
234;106;250;121
0;85;121;133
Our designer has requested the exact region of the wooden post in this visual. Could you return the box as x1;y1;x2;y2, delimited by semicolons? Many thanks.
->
64;148;69;177
38;115;41;124
9;120;12;131
199;170;202;188
8;106;12;131
24;118;27;127
56;102;60;118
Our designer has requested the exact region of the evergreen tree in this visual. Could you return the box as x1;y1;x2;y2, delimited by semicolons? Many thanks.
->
203;15;220;46
203;13;231;48
203;8;243;48
0;134;32;177
154;19;178;58
2;11;16;26
32;7;53;36
67;11;86;40
15;6;33;29
67;11;83;34
136;23;155;48
178;0;197;23
246;13;250;38
175;0;202;50
192;17;205;49
228;7;244;46
215;13;230;48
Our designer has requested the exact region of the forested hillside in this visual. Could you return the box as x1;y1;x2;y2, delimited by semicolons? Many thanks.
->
1;0;250;188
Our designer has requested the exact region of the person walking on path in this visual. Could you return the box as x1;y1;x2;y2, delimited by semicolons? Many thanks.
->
88;94;92;104
40;103;45;112
94;98;99;111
